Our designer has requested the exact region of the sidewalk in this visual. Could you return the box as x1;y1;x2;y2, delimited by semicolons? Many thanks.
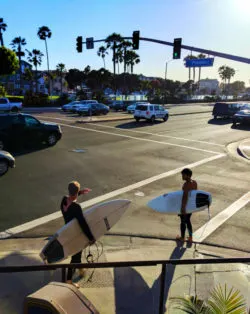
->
1;236;250;314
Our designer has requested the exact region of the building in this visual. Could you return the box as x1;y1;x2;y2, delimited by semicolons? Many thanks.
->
198;79;220;95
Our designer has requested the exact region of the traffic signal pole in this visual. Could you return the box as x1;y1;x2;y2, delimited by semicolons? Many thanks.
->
79;36;250;65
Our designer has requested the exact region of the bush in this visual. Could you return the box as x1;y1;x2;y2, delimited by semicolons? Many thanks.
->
0;85;6;97
23;93;49;107
53;93;70;106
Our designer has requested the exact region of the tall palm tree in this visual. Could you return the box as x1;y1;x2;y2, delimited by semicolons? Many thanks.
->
184;55;197;82
218;65;235;94
105;33;123;79
126;50;140;74
97;46;108;69
11;36;27;93
0;18;7;47
26;49;44;93
56;63;66;95
197;53;206;82
119;40;132;73
37;26;52;94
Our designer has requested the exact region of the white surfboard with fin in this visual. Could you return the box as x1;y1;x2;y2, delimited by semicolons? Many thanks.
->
147;190;211;214
40;199;131;264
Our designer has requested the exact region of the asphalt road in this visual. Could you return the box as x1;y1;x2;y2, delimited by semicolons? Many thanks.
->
1;109;250;252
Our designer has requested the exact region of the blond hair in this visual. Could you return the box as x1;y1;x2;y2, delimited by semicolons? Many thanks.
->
68;181;80;196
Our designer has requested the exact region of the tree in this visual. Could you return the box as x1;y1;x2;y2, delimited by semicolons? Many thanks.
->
105;33;123;83
119;40;132;73
10;36;27;93
218;65;236;93
197;53;206;82
229;81;245;95
184;55;197;82
0;46;19;75
37;26;52;95
65;69;84;91
125;50;140;74
0;18;7;47
23;68;34;93
97;46;108;69
0;85;6;97
56;63;66;95
26;49;44;93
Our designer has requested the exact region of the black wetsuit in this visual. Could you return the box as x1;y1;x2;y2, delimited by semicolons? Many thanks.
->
60;196;95;280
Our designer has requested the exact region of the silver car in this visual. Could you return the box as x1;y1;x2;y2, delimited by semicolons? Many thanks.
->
0;150;15;176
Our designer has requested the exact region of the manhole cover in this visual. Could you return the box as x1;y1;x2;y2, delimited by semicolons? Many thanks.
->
71;149;87;153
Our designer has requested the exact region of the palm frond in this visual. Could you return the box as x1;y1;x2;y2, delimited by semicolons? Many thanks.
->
172;295;211;314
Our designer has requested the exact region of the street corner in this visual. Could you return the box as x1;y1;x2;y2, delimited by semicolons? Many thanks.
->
227;138;250;164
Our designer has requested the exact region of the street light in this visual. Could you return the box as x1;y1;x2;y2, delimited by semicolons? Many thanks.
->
164;59;173;104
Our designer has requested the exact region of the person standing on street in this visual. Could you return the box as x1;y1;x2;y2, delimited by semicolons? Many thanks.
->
176;168;198;243
60;181;95;288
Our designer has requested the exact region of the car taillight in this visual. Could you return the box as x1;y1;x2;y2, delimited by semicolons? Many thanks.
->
146;111;149;115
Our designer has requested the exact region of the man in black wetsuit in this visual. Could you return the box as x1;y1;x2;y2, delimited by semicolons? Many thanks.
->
60;181;95;288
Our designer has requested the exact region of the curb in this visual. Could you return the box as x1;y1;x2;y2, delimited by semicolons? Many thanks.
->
238;139;250;160
76;110;212;124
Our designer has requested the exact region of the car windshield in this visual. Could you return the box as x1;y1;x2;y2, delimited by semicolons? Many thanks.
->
242;104;250;110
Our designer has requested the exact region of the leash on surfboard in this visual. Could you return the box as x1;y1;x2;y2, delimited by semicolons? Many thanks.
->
82;240;104;283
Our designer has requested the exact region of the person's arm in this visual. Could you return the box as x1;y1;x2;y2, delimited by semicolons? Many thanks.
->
73;204;95;242
78;188;91;196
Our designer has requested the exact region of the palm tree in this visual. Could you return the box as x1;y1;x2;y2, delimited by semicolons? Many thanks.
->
97;46;108;69
105;33;123;79
126;50;140;74
56;63;66;95
173;284;246;314
0;18;7;47
218;65;235;94
184;55;197;82
11;37;27;93
37;26;52;94
119;40;132;73
197;53;206;82
26;49;44;93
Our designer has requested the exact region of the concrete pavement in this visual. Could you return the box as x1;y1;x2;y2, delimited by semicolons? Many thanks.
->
1;236;250;314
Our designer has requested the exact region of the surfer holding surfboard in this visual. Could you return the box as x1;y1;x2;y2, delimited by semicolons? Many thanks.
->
176;168;197;243
60;181;95;288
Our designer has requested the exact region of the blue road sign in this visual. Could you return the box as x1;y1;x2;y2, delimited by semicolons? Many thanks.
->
185;58;214;67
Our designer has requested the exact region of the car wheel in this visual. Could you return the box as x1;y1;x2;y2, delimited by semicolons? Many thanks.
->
11;106;19;113
213;115;217;120
232;121;237;128
47;133;57;146
151;115;156;123
163;114;169;122
0;159;8;176
0;139;5;150
135;118;140;122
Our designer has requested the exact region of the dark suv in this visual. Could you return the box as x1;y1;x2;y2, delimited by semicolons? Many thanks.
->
0;113;62;151
212;102;243;119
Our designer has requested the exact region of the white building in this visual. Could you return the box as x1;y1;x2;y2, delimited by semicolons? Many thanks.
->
198;79;220;94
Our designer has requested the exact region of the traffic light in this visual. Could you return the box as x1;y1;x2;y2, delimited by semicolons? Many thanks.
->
76;36;82;53
86;37;94;49
132;31;140;50
173;38;182;59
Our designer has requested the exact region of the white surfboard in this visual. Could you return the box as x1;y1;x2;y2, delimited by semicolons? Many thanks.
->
147;190;211;214
40;199;131;264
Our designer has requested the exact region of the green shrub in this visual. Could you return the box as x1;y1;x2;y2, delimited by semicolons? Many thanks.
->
0;85;6;97
23;93;49;107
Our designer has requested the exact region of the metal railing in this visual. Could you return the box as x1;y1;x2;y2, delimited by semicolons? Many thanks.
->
1;256;250;314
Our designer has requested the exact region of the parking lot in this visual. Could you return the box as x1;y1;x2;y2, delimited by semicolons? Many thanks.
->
1;107;250;252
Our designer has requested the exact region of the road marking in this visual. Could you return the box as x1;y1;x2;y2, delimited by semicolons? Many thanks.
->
0;153;226;239
44;121;222;155
193;191;250;243
40;115;224;147
90;123;224;147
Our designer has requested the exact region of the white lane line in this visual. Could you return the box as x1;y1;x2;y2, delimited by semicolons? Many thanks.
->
193;191;250;243
90;123;225;147
45;121;222;155
0;153;226;239
40;115;224;147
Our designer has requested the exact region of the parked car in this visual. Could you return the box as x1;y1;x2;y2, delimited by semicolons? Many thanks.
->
233;109;250;127
61;101;80;112
0;113;62;151
212;102;243;119
0;97;22;112
77;103;109;116
71;100;98;113
112;101;127;112
0;150;15;176
134;104;169;122
127;102;148;114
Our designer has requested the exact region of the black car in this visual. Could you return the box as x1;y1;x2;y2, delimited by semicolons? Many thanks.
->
233;109;250;127
78;103;109;116
112;101;127;112
212;102;243;119
0;113;62;151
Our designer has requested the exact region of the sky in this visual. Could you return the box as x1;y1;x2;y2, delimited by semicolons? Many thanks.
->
1;0;250;85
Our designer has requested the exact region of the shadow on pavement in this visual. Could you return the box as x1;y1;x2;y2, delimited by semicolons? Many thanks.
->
11;144;49;158
207;118;232;125
114;245;186;314
0;252;61;314
116;120;163;129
